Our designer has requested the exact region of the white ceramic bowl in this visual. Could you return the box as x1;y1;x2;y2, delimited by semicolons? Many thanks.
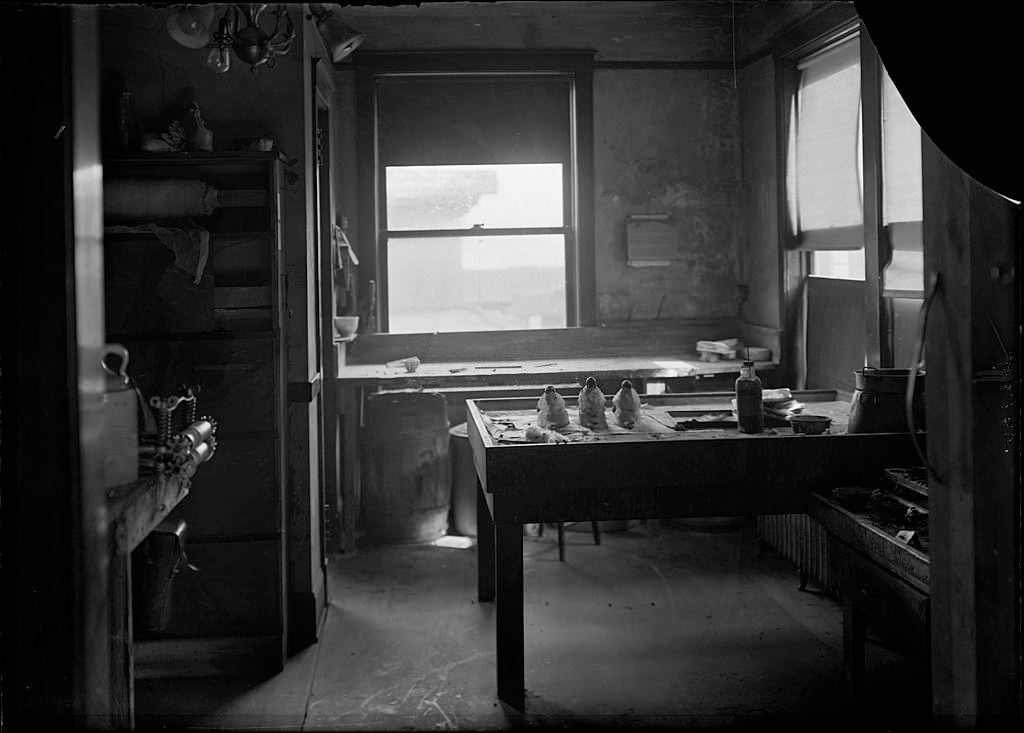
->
789;414;831;435
333;316;359;338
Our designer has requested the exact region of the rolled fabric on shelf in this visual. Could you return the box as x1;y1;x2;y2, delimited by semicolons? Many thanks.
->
104;178;220;220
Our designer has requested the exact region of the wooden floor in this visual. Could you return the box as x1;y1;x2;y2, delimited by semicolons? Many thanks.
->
134;521;931;730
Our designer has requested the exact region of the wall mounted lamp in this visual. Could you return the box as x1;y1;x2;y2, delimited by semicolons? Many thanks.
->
166;4;296;74
307;3;364;63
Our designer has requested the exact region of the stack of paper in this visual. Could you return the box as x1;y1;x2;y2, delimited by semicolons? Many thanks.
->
696;339;742;361
762;388;804;419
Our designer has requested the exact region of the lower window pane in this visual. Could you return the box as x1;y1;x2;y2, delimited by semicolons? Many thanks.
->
387;235;567;333
811;250;865;280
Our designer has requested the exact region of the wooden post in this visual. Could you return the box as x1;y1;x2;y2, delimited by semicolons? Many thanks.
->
340;387;362;555
109;550;134;729
923;137;1021;723
2;5;110;726
860;29;890;368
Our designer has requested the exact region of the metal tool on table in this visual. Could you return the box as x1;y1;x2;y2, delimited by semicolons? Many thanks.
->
142;385;218;481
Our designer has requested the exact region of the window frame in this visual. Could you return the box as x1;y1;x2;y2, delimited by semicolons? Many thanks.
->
355;52;596;334
777;18;922;371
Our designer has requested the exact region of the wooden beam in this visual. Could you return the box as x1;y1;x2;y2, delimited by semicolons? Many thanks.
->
860;29;888;368
923;136;1022;722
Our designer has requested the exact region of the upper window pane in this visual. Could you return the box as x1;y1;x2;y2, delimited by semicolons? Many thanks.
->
881;68;923;225
385;164;564;231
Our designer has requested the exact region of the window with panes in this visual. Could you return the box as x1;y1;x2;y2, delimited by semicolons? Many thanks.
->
365;68;586;334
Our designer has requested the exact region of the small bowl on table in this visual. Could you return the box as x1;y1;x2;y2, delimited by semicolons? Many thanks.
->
333;316;359;339
789;414;831;435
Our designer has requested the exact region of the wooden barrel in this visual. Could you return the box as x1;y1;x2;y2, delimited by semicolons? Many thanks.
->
361;391;451;543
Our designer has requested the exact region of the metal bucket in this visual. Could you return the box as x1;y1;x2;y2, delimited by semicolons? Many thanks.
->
132;520;189;637
848;368;925;434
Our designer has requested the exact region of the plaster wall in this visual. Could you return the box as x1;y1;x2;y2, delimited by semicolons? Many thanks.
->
593;69;743;325
738;54;782;330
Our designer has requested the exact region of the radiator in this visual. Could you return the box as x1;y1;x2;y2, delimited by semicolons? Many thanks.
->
756;514;834;591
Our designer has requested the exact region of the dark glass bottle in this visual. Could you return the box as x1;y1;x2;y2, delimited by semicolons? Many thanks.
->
736;361;764;434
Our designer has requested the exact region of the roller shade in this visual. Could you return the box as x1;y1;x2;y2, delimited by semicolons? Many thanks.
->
376;75;572;166
882;67;922;237
789;37;864;250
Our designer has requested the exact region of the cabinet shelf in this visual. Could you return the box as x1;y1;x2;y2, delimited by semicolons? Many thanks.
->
105;230;273;242
105;151;283;164
103;151;288;716
108;330;273;342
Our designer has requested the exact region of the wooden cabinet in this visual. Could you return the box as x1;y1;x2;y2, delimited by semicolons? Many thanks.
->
102;152;288;676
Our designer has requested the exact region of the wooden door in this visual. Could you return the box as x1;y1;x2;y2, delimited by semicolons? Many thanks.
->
1;4;110;726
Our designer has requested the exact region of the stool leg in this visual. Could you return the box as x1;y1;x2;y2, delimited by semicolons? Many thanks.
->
557;523;565;562
591;521;601;546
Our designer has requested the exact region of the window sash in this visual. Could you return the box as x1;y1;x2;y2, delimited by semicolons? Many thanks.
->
384;233;568;334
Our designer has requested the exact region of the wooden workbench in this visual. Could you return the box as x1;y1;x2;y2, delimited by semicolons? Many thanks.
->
334;352;779;554
106;471;193;729
334;353;773;387
464;392;922;710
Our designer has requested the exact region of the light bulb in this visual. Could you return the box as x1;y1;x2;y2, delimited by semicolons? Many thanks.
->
206;46;231;74
177;9;201;37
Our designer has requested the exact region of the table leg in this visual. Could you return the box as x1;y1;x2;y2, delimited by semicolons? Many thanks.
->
495;516;525;711
109;548;134;729
843;596;866;703
477;478;494;603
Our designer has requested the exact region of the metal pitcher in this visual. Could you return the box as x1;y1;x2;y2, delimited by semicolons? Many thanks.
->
848;367;925;434
102;344;139;487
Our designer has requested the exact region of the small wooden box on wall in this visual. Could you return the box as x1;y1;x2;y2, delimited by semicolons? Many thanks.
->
626;214;677;267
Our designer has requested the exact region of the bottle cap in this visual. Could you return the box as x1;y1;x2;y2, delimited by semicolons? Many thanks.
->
743;360;754;367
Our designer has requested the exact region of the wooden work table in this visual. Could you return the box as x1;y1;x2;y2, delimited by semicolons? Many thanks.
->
334;353;775;388
334;350;779;554
808;492;930;703
464;391;922;710
330;320;784;554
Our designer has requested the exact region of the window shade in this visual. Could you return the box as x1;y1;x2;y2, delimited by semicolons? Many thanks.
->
376;75;572;166
881;68;923;234
881;68;924;294
789;37;864;250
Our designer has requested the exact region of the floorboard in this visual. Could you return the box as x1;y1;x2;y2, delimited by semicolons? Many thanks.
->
135;522;931;730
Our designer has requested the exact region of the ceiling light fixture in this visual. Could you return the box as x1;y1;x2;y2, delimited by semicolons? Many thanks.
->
167;4;296;74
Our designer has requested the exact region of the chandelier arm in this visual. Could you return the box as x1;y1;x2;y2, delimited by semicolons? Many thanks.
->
267;5;284;40
267;8;295;56
228;5;241;37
